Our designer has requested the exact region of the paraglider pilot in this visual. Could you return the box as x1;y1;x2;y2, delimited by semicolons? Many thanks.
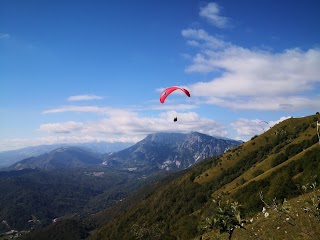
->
159;86;190;124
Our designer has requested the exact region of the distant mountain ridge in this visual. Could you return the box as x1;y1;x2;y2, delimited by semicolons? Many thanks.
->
0;142;133;168
102;132;242;172
5;132;241;172
7;147;103;170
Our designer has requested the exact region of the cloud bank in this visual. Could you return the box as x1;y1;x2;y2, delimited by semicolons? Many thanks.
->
67;94;104;101
39;109;227;138
182;28;320;111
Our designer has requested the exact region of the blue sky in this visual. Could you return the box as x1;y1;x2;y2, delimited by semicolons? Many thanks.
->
1;0;320;151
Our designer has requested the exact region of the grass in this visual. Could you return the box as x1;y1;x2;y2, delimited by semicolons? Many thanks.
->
197;188;320;240
195;114;319;193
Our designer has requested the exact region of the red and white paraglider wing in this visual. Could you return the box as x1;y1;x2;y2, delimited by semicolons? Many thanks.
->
160;86;190;103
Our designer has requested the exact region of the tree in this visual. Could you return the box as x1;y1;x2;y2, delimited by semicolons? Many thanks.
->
199;197;247;240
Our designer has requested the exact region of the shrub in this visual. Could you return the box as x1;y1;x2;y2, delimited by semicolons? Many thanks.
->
271;153;288;167
252;169;264;178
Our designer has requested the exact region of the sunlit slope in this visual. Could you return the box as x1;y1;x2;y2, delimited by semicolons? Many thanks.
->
195;114;319;187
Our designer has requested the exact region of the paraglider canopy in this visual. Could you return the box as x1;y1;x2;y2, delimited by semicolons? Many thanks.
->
160;86;190;122
259;120;270;131
160;86;190;103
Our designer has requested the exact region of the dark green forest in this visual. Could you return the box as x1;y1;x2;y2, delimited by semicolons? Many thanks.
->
0;166;163;234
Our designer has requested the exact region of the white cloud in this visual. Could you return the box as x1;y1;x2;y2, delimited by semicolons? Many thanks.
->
182;29;229;50
41;104;228;143
2;115;292;151
37;110;227;141
199;2;229;28
0;135;141;152
182;29;320;111
269;116;292;127
231;116;292;141
204;96;320;111
43;106;105;114
232;118;263;137
67;94;103;101
38;121;84;134
42;105;133;116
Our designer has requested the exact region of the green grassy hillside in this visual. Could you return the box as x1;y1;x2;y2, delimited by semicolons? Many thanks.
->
88;114;320;240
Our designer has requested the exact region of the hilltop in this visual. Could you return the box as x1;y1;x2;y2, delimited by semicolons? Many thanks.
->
0;142;133;168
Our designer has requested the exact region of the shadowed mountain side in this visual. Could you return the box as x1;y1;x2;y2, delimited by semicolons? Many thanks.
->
0;142;133;168
6;147;103;170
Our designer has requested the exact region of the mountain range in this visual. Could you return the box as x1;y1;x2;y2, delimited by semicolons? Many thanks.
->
7;147;103;170
4;132;241;172
0;141;134;168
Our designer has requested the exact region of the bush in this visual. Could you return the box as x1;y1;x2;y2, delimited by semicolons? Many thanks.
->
271;153;288;167
252;169;264;178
